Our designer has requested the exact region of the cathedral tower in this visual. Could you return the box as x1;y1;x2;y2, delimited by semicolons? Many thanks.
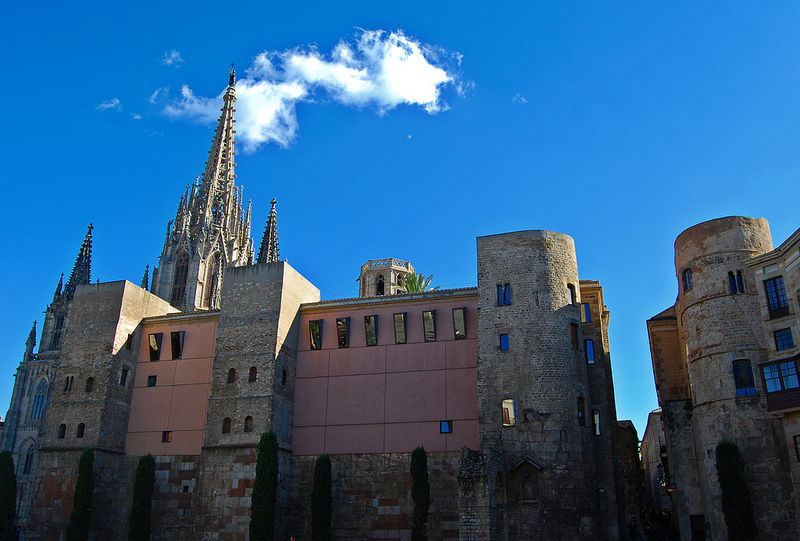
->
151;69;254;311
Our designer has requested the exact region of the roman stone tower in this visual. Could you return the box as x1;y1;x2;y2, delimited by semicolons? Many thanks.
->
357;258;414;297
673;216;796;539
151;69;255;311
460;230;621;540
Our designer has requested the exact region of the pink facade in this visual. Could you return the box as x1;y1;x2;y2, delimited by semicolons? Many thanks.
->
126;314;218;456
294;290;479;455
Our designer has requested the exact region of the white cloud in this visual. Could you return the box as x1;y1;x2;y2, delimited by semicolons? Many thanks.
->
132;113;142;120
513;94;528;104
96;98;121;111
162;50;184;67
163;29;465;151
150;88;167;104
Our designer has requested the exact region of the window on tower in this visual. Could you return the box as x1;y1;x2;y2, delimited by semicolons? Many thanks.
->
170;252;190;307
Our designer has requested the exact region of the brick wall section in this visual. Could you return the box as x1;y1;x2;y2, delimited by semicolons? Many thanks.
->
617;420;643;527
289;452;461;540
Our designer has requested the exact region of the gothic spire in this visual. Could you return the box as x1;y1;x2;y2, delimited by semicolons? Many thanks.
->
64;223;93;300
141;264;150;290
257;198;280;264
53;273;63;303
24;321;37;361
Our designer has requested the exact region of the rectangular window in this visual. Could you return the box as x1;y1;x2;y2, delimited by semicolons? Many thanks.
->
775;328;794;351
161;431;172;443
568;284;577;305
170;331;184;359
583;303;591;322
147;375;157;387
148;333;163;361
125;333;134;350
502;399;516;426
440;420;453;434
733;360;757;396
765;276;789;318
453;308;467;340
499;334;509;350
393;313;407;344
423;310;436;342
497;284;512;305
592;409;601;435
364;315;378;346
336;317;350;348
570;323;579;350
120;368;129;387
585;339;595;364
795;435;800;461
309;320;323;350
763;361;800;392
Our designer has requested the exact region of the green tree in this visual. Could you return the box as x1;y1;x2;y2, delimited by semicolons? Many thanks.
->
716;441;757;541
66;448;94;541
410;446;430;541
397;272;440;294
0;451;16;541
129;454;156;541
311;454;332;541
250;431;279;541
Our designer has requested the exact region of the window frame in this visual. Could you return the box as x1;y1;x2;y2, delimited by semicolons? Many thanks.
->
147;375;157;387
364;315;378;346
499;334;509;351
149;333;163;361
309;319;323;350
592;409;601;436
570;323;580;350
763;360;800;393
393;313;407;344
170;331;185;360
162;430;173;443
502;399;516;427
452;308;467;340
733;359;757;396
775;328;795;352
440;420;453;434
765;276;790;319
682;268;693;293
422;310;436;342
585;339;595;364
336;317;350;349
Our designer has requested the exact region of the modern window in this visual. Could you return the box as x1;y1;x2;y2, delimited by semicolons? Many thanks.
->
583;303;591;322
244;416;254;433
729;271;745;294
733;360;757;396
577;397;586;426
170;252;190;306
682;268;693;293
31;380;47;420
76;423;85;438
227;368;236;384
57;424;67;439
585;340;595;364
120;369;129;387
502;399;516;426
499;334;509;351
592;409;601;435
222;417;232;434
775;328;795;351
423;310;436;342
309;320;323;350
147;375;157;387
394;313;407;344
170;331;185;360
497;284;512;306
765;276;789;319
249;366;257;382
570;323;579;350
453;308;467;340
162;431;172;443
22;443;34;475
149;333;163;361
763;361;800;393
568;284;577;305
85;377;94;393
336;317;350;348
364;315;378;346
440;420;453;434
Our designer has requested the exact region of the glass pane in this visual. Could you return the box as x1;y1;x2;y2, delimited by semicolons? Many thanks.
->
586;340;595;363
364;316;378;346
336;317;349;348
764;365;782;392
423;311;436;342
502;399;516;426
394;313;406;344
309;320;322;350
453;308;467;340
500;334;509;350
171;331;184;359
782;362;799;389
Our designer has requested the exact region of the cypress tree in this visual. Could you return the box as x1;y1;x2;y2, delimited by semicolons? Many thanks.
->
129;453;156;541
250;431;279;541
716;441;758;541
410;446;430;541
0;451;16;541
66;448;95;541
311;454;332;541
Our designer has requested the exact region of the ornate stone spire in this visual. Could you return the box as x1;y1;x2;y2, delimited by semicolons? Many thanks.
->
24;321;37;361
52;273;63;303
64;223;93;300
141;264;150;290
257;198;280;264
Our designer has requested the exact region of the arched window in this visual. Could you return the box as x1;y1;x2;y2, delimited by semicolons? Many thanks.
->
567;284;577;305
170;252;190;307
249;367;257;382
227;368;236;384
222;417;232;434
21;441;35;475
76;423;85;438
244;416;253;433
57;424;67;439
30;379;47;420
376;275;385;296
85;377;94;393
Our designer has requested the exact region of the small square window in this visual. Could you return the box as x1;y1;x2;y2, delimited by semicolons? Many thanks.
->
453;308;467;340
440;420;453;434
149;333;163;361
309;320;323;350
500;334;509;350
364;315;378;346
162;431;172;443
423;311;436;342
394;313;407;344
336;317;350;348
147;375;157;387
775;328;794;351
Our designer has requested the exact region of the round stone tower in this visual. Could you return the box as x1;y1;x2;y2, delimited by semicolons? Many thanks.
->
674;216;796;539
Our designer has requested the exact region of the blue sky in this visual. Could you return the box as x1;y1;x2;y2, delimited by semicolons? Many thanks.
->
2;2;800;438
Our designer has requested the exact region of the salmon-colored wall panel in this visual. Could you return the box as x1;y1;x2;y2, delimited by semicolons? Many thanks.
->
138;320;217;362
329;347;386;376
386;342;445;373
128;388;173;432
384;422;447;453
296;350;330;378
450;420;479;451
385;371;446;423
167;429;205;455
294;378;329;426
445;339;477;369
292;426;326;455
173;358;213;385
325;374;386;425
134;361;176;387
324;424;384;454
126;431;164;456
168;384;211;430
446;367;479;419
